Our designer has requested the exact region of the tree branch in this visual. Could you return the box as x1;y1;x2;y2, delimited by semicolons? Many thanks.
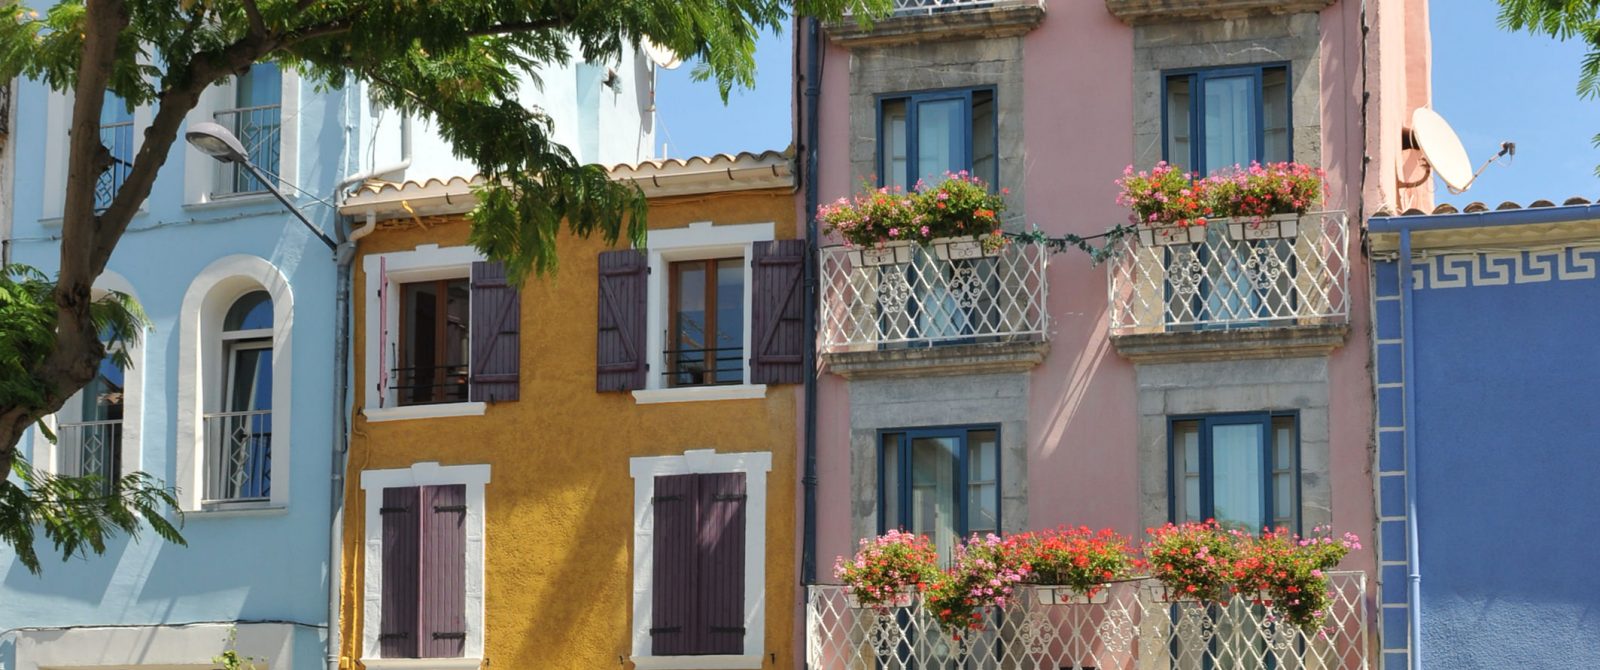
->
241;0;268;38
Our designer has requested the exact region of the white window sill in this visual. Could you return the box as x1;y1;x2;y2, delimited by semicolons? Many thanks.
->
360;658;483;670
183;192;278;211
187;501;287;517
364;402;487;423
631;384;767;405
631;655;762;670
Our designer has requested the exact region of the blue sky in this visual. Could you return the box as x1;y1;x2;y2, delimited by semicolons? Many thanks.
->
655;4;1600;205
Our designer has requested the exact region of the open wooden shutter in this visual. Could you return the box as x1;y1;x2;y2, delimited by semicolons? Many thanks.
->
419;484;468;658
651;474;698;656
469;261;520;402
379;487;421;659
697;472;748;655
597;249;649;392
750;239;806;385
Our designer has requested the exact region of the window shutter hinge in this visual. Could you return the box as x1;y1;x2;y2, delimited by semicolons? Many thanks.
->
433;504;467;513
378;632;409;641
378;506;409;515
431;632;467;640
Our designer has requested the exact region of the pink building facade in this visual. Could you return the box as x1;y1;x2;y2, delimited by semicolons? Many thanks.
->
800;0;1432;666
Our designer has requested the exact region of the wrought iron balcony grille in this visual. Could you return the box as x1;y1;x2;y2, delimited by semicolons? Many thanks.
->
1106;212;1350;336
95;120;134;210
664;346;745;387
391;364;470;406
56;419;121;496
212;104;281;195
203;409;271;504
819;243;1048;353
807;573;1368;670
856;0;1044;15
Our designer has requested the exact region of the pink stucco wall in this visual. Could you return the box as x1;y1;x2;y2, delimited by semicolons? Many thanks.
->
809;0;1430;580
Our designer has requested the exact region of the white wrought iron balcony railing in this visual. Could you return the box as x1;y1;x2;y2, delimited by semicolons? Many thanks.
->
95;120;134;211
807;573;1368;670
856;0;1045;15
203;409;272;504
1106;212;1350;336
819;241;1048;353
212;104;281;196
56;419;121;495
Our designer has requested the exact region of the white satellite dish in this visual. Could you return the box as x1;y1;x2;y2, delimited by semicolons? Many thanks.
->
1410;107;1475;192
643;39;683;70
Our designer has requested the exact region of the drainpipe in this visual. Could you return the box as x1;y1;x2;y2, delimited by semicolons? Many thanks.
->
800;15;822;591
1397;229;1422;670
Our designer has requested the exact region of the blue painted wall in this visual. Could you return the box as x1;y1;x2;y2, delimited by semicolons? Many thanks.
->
1374;240;1600;669
0;73;357;668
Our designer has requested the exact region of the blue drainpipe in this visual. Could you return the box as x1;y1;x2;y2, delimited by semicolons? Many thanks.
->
1397;229;1422;670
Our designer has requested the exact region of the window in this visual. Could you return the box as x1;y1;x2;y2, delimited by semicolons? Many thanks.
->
667;258;744;388
1171;413;1299;532
56;345;124;495
649;472;747;656
878;88;997;191
96;93;134;211
205;290;273;504
215;63;282;195
1164;65;1290;175
880;426;1000;561
397;278;470;406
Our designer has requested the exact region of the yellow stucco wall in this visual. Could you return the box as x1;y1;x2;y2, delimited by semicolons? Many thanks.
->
339;188;799;669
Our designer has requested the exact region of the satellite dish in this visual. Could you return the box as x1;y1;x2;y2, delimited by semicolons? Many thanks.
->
643;39;683;70
1410;107;1474;192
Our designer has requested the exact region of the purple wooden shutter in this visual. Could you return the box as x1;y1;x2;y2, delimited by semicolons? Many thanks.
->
597;249;648;392
750;239;806;385
419;484;468;658
651;474;699;656
379;487;421;659
697;472;747;655
469;261;520;402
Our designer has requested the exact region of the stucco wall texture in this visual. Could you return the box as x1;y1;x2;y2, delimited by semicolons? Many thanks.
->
339;189;799;669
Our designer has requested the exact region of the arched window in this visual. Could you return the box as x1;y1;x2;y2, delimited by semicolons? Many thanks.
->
205;290;273;503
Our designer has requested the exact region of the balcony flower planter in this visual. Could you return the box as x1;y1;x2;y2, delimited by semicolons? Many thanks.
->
930;235;1003;261
846;587;917;609
1150;585;1205;603
1224;213;1302;241
1137;224;1207;247
846;241;915;268
1035;586;1112;606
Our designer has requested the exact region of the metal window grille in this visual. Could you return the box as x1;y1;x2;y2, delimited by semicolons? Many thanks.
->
202;409;272;504
55;419;121;496
855;0;1043;15
211;104;281;195
95;120;134;210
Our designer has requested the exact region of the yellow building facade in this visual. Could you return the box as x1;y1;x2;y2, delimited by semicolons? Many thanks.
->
335;152;802;670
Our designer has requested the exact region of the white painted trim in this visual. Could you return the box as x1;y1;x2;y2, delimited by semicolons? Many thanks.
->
175;255;294;511
363;402;487;423
183;67;301;204
360;658;484;670
642;221;775;391
628;449;772;664
631;384;767;405
32;271;145;481
12;622;299;670
631;655;763;670
360;462;491;662
361;244;484;412
41;90;70;220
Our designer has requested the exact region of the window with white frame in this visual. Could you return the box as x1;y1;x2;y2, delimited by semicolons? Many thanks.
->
183;64;298;206
361;462;489;669
629;449;770;669
205;290;274;504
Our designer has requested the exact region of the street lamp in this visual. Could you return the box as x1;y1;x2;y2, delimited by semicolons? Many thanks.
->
185;121;338;252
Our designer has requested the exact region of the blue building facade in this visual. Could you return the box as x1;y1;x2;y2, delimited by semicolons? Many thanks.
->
1371;204;1600;670
0;49;654;669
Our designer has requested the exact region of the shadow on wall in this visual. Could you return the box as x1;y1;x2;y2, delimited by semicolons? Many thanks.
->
1;533;129;607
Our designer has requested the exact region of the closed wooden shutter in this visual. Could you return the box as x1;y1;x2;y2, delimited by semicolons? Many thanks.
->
379;487;421;659
651;474;698;656
419;484;468;658
697;472;747;655
469;261;520;402
597;249;649;392
750;239;806;385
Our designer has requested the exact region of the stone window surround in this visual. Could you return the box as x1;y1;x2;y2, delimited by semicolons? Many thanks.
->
1135;356;1333;534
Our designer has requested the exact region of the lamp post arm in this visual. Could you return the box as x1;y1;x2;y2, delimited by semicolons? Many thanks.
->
240;159;340;252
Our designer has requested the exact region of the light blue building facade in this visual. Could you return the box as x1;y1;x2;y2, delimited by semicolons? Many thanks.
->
1370;203;1600;670
0;51;654;669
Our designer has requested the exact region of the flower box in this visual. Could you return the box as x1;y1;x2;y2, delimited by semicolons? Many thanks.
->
1137;224;1207;248
1225;213;1302;241
1035;586;1111;606
847;241;915;268
846;587;916;609
930;235;1002;261
1151;585;1204;603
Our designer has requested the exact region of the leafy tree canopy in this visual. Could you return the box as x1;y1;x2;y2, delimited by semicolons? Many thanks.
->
1499;0;1600;174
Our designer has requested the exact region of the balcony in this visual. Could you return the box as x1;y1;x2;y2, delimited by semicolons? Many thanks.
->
212;104;281;196
819;242;1048;378
56;419;121;496
807;573;1368;670
95;120;134;211
203;409;271;505
1105;213;1350;361
828;0;1046;48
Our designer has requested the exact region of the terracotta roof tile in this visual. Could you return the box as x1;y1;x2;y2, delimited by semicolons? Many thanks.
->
1378;197;1599;217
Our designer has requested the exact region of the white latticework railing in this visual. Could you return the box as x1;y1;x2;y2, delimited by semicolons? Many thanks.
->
862;0;1043;15
819;242;1048;353
808;573;1369;670
1106;212;1350;336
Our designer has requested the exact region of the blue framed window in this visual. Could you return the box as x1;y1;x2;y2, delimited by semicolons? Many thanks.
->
1170;412;1299;533
95;93;134;211
1163;65;1291;175
879;425;1000;560
877;88;997;191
